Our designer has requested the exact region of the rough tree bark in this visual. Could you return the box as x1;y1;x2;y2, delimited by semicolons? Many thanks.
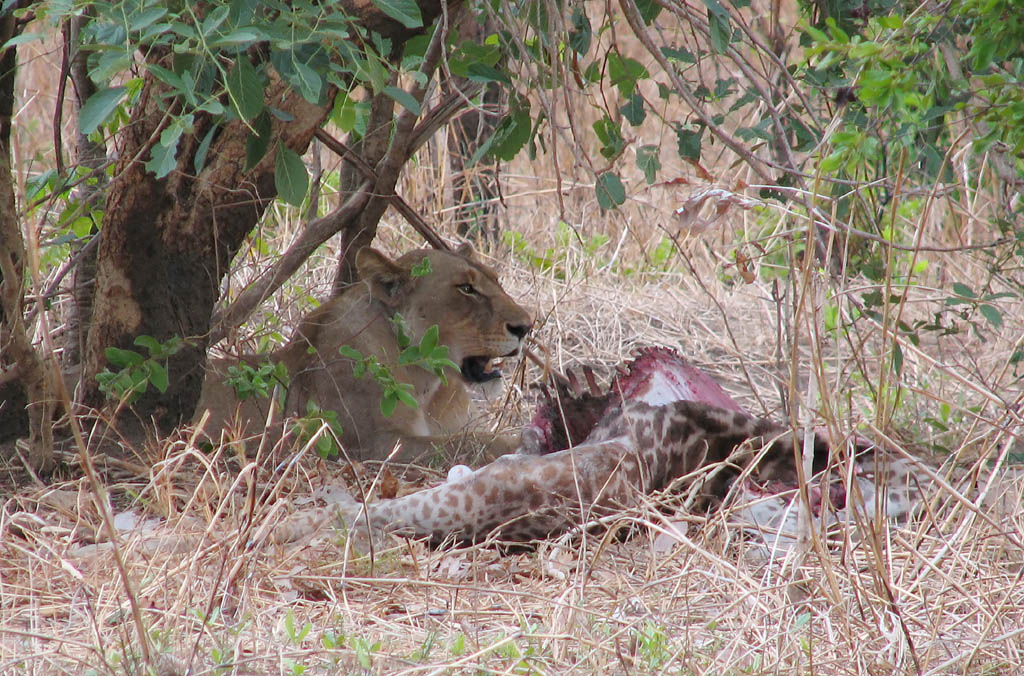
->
60;13;106;371
330;88;396;293
1;8;56;470
80;69;329;436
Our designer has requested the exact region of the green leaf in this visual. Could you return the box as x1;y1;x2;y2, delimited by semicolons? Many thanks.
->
105;347;144;368
380;393;398;418
876;15;903;30
395;387;419;409
595;172;626;210
382;86;421;115
970;38;997;71
701;0;729;18
209;27;265;47
637;145;660;184
200;5;229;36
979;304;1003;328
133;335;162;354
661;46;695;64
352;361;366;378
274;144;308;207
804;26;828;43
148;362;169;393
389;313;413;348
465;63;511;85
568;6;592;54
410;258;432;277
226;58;264;122
194;125;217;174
607;53;648;97
635;0;662;24
620;93;646;126
952;282;976;299
146;122;185;178
370;0;423;29
676;124;704;161
331;92;358;132
244;111;273;172
819;151;845;173
708;10;731;54
593;116;624;158
80;86;126;135
398;345;421;365
419;325;438;355
0;32;45;50
291;61;323;104
480;104;532;162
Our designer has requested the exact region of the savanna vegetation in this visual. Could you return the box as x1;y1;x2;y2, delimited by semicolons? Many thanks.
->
1;0;1022;673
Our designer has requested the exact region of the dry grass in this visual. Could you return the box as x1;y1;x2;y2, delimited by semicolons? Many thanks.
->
4;8;1024;676
4;196;1022;673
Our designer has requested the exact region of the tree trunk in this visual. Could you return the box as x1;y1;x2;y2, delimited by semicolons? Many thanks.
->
81;72;328;435
61;13;106;371
0;11;55;469
331;88;397;293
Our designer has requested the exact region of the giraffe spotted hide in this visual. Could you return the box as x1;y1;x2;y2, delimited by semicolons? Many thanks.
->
334;348;920;546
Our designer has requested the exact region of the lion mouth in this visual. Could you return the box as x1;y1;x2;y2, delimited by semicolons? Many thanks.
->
461;356;503;383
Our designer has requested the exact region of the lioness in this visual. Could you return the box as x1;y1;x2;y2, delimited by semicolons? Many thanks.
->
197;245;532;463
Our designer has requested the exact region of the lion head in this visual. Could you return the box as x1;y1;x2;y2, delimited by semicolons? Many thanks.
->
353;244;533;384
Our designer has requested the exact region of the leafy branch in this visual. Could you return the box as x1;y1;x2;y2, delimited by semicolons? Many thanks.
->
339;318;458;418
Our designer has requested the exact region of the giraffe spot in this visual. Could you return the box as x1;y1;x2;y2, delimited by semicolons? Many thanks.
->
527;491;545;510
653;407;666;432
668;422;687;443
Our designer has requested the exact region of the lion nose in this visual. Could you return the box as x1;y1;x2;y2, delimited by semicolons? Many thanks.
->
507;321;531;340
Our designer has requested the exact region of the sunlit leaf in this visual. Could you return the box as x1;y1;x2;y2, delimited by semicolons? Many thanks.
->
371;0;423;29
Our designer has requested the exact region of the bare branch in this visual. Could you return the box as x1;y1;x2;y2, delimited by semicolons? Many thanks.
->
208;181;374;345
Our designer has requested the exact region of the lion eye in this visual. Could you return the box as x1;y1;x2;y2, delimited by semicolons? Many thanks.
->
457;283;478;296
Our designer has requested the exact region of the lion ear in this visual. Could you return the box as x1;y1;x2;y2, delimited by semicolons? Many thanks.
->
454;242;479;262
356;247;408;307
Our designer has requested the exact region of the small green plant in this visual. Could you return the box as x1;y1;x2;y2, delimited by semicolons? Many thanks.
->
350;636;382;670
502;221;612;279
95;335;186;404
283;608;312;645
291;401;344;460
338;316;458;418
224;360;289;404
410;630;438;662
410;256;432;277
279;609;314;674
321;630;346;649
632;621;672;669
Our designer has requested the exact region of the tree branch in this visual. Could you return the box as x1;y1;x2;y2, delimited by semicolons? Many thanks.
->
208;180;374;345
